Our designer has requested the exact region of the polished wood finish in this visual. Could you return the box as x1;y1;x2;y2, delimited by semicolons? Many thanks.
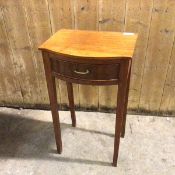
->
66;82;76;127
121;60;132;138
39;29;137;167
39;29;137;59
113;61;129;166
42;52;62;154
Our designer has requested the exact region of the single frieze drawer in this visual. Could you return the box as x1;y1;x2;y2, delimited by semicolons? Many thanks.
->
51;59;120;81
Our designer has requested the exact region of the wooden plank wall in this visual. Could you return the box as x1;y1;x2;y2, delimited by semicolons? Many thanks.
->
0;0;175;115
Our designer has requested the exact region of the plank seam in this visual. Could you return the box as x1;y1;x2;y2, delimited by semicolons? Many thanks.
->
71;0;80;107
71;0;76;29
123;0;128;32
21;0;41;104
46;0;64;107
138;0;154;111
0;7;8;103
46;0;53;34
159;33;175;111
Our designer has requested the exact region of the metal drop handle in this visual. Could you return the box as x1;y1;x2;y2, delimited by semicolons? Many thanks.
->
74;69;89;75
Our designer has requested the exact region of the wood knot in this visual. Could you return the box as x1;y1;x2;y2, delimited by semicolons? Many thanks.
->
81;6;85;11
99;18;111;24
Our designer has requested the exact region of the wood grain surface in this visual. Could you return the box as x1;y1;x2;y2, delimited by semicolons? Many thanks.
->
1;0;175;115
39;29;137;58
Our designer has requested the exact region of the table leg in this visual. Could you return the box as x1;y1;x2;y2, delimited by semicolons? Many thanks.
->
66;82;76;127
42;52;62;154
121;60;132;138
113;61;129;166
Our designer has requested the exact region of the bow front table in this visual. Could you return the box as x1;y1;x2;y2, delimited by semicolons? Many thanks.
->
39;29;137;167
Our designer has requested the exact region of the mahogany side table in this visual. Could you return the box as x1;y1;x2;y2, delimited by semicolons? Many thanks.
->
39;29;137;166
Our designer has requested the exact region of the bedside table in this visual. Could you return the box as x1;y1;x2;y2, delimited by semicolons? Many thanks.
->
39;29;137;166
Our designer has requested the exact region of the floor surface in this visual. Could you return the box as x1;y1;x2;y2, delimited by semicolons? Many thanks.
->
0;107;175;175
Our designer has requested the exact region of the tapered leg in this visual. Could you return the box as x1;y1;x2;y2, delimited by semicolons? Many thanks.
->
121;60;132;138
66;82;76;127
113;61;129;167
42;52;62;154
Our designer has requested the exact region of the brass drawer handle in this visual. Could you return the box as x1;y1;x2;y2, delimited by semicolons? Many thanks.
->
74;69;89;75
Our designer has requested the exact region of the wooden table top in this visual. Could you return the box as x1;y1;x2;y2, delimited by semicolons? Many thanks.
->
39;29;137;59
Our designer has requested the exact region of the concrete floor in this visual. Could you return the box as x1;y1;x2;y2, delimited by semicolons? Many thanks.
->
0;107;175;175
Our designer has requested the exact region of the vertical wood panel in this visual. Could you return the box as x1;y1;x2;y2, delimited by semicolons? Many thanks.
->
98;0;126;110
47;0;79;107
98;0;114;31
139;0;175;112
22;0;53;105
159;0;175;113
124;0;153;110
48;0;73;32
0;8;7;104
0;7;23;105
2;0;39;105
74;0;99;109
160;40;175;113
166;43;175;113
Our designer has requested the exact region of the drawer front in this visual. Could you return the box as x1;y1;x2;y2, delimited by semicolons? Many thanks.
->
51;59;120;81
